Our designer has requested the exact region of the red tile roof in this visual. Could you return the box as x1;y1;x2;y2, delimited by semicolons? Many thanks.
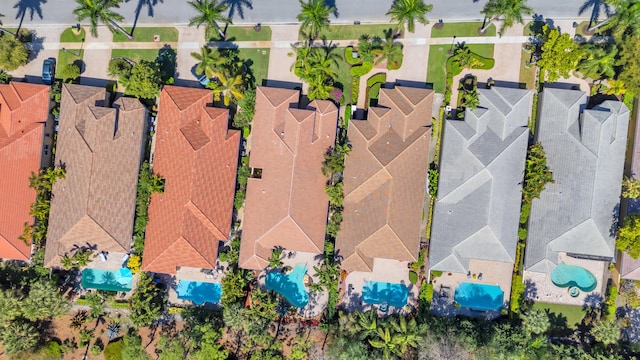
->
0;82;49;260
142;86;240;275
239;87;338;270
337;86;433;272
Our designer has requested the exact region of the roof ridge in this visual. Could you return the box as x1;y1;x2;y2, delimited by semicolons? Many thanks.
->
0;232;29;259
146;237;212;271
185;200;227;241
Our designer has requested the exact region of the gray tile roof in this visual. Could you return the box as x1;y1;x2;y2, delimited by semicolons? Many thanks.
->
429;87;532;273
524;88;629;273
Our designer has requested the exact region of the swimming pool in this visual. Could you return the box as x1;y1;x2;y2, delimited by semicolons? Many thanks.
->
454;282;504;311
361;281;409;308
550;263;597;292
176;280;222;305
265;264;309;308
81;268;133;292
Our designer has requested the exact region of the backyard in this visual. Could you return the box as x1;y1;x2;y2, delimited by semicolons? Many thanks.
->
431;22;496;38
531;302;588;329
426;44;495;93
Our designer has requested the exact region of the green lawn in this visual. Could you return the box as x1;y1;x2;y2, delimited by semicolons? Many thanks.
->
519;50;536;90
238;48;270;86
574;21;592;37
431;22;496;38
56;49;84;78
299;24;400;41
427;44;494;93
222;26;272;41
111;49;160;63
113;27;178;42
60;28;86;42
531;302;588;328
333;47;353;105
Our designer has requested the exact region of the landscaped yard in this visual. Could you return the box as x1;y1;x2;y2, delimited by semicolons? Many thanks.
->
111;49;160;63
574;21;592;37
531;302;588;328
113;27;179;42
238;48;270;86
427;44;494;93
334;47;353;105
519;50;537;90
431;22;496;38
60;28;86;42
299;24;400;41
56;49;84;78
223;26;272;41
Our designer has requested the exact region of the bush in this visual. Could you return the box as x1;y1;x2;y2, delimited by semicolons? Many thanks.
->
344;46;362;65
0;34;29;71
234;188;245;210
605;285;618;320
61;64;80;81
510;274;525;314
519;203;531;224
90;343;102;356
367;72;387;87
420;281;433;304
351;76;360;104
127;254;141;274
431;270;442;278
344;104;351;126
108;59;132;78
409;270;418;284
104;339;124;360
0;69;12;84
518;228;527;241
350;61;373;77
43;341;62;358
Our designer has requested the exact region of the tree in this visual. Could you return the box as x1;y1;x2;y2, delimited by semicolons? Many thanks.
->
268;247;284;269
618;35;640;97
207;68;245;106
373;29;404;69
191;45;225;78
600;0;640;40
617;213;640;258
233;87;256;129
1;321;39;354
538;25;584;82
325;182;344;207
590;320;620;346
122;60;162;99
522;309;550;336
604;79;626;98
327;337;370;360
108;58;132;79
297;0;335;40
188;0;231;39
61;64;81;82
577;43;617;80
0;34;29;71
156;336;185;360
20;279;70;321
129;272;165;327
223;302;246;330
121;333;152;360
463;89;480;110
623;177;640;198
387;0;433;33
73;0;131;39
481;0;533;36
522;142;553;203
307;72;334;100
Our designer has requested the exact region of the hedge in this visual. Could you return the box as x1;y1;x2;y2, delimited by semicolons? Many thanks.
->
367;72;387;87
350;61;373;77
344;46;362;65
446;52;495;77
420;282;433;304
351;77;360;104
605;285;618;320
344;104;351;127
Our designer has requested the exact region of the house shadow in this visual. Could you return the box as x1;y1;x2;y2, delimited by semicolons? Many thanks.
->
262;79;302;90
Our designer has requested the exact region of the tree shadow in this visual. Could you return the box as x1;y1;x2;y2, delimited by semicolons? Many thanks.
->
125;0;164;35
324;0;339;18
579;0;614;25
13;0;46;32
156;44;176;83
222;0;253;21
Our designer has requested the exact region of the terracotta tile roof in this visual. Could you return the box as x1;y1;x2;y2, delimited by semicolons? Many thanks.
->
336;86;433;272
239;87;338;270
142;86;240;275
45;85;148;267
0;82;49;260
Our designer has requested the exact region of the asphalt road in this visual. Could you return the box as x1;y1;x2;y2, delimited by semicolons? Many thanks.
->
1;0;594;28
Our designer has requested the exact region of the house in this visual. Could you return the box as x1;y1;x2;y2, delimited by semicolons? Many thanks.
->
523;88;629;304
142;86;240;275
238;86;338;270
337;86;433;273
45;84;147;268
0;82;49;260
428;86;532;313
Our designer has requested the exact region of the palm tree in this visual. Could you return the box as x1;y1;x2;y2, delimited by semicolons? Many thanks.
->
522;309;550;336
191;46;225;78
369;325;402;359
604;79;626;98
577;44;617;80
601;0;640;39
209;69;245;106
188;0;232;39
297;0;335;40
590;320;621;346
373;30;403;68
481;0;534;36
463;89;480;110
583;0;624;33
73;0;131;39
308;73;334;101
389;317;420;355
386;0;433;34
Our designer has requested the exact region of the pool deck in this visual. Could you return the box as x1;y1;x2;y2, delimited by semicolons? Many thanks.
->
167;266;224;307
85;251;130;271
429;259;513;319
523;253;608;307
340;258;419;315
257;250;329;318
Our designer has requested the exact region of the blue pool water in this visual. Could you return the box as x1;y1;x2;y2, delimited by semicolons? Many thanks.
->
362;281;409;308
176;280;222;305
454;282;504;311
550;263;597;292
266;264;309;308
81;268;133;292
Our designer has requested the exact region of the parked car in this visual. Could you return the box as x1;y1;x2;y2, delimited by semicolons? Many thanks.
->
42;58;55;85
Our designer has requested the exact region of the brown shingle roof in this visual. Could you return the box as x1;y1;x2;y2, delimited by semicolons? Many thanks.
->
239;87;338;270
45;85;148;267
142;86;240;275
0;82;49;260
337;86;433;272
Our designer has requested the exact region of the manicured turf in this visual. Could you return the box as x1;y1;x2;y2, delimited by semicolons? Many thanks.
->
111;49;160;63
574;21;592;37
531;302;588;328
519;50;536;90
56;49;84;78
427;44;494;93
300;24;400;41
223;26;272;41
60;28;86;42
431;22;496;38
334;47;353;105
113;27;178;42
238;48;270;86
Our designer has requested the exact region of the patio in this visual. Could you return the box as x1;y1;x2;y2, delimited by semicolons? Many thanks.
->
523;253;608;307
167;266;224;307
340;258;419;315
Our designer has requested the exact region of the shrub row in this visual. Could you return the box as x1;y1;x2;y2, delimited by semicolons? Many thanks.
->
350;61;373;77
344;46;362;65
351;77;360;105
366;72;387;87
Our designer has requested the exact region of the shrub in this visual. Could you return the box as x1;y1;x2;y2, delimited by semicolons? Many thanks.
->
431;270;443;278
518;228;527;241
350;61;373;77
351;76;360;104
344;104;351;126
409;271;418;284
344;46;362;65
510;274;525;314
127;254;141;274
0;69;11;84
519;203;531;224
43;341;62;358
61;64;80;81
168;306;184;314
605;285;618;320
234;188;245;210
367;72;387;87
428;165;439;198
90;343;102;356
420;281;433;304
104;339;124;360
108;59;132;78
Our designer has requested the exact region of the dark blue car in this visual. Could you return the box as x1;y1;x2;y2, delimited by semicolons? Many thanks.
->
42;58;55;85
